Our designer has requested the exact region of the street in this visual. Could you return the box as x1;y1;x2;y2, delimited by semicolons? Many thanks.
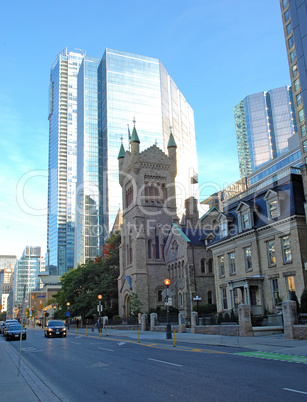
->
3;328;307;401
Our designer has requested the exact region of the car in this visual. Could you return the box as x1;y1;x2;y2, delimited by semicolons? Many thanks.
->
44;320;67;338
0;321;6;334
5;323;26;341
2;320;18;336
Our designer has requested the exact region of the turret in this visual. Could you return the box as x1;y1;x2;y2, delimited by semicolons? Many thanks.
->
130;125;140;159
167;131;177;178
118;142;125;185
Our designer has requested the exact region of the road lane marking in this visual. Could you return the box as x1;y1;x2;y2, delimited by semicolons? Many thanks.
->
118;342;125;346
71;341;81;345
148;358;182;367
234;351;307;364
284;388;307;395
98;347;114;352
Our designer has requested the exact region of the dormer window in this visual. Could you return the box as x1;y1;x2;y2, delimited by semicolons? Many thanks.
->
217;213;233;239
236;202;254;233
264;190;284;220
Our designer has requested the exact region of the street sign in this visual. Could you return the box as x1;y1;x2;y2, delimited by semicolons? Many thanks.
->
165;297;172;306
193;296;202;301
97;305;103;313
36;295;45;298
66;311;70;317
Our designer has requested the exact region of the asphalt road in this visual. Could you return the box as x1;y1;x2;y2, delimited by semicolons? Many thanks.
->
5;329;307;401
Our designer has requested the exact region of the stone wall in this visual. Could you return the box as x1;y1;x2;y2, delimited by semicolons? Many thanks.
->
293;325;307;340
193;325;238;336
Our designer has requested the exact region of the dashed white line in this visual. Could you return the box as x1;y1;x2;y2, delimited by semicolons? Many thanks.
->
148;358;182;367
284;388;307;395
98;347;114;352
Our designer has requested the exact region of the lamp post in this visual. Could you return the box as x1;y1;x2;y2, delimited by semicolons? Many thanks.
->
53;305;57;319
164;279;172;339
97;295;102;329
66;302;70;330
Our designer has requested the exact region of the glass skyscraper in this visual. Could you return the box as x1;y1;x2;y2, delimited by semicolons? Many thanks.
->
48;48;198;271
13;247;45;306
48;49;84;276
234;86;297;177
75;48;198;265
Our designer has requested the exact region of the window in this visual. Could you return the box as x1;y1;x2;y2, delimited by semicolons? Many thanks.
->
294;78;300;91
220;221;228;238
158;290;163;302
287;275;295;298
282;236;292;263
221;288;228;310
290;50;296;63
288;36;294;49
267;240;276;266
219;255;225;277
301;124;306;138
201;259;205;273
269;200;278;219
292;64;298;77
282;0;288;9
303;140;307;153
299;109;305;123
236;202;253;232
208;291;213;305
245;247;252;271
284;9;289;22
286;23;292;36
297;93;302;106
272;279;279;306
208;259;213;274
229;252;235;275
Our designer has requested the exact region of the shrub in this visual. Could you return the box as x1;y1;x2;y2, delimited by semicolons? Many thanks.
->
290;291;300;313
193;304;217;315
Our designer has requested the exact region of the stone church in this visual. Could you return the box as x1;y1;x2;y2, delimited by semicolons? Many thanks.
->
117;125;215;321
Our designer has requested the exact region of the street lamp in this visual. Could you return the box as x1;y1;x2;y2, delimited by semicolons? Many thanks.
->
97;295;102;328
164;279;172;339
53;305;57;319
66;302;70;330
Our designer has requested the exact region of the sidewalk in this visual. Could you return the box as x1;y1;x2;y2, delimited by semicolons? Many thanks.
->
73;326;307;356
1;328;306;401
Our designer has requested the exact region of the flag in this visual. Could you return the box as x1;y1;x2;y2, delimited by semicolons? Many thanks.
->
128;124;131;141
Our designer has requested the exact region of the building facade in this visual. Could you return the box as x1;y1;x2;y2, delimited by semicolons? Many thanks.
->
48;48;198;273
13;247;45;307
208;167;307;314
48;49;84;275
280;0;307;164
234;86;298;177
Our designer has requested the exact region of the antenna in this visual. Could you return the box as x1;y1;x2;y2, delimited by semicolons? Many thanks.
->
75;48;86;56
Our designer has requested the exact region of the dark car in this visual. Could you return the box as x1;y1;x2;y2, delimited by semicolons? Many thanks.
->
44;320;67;338
2;320;18;336
5;324;26;341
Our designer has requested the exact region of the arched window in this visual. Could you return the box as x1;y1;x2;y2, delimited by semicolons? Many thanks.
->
208;259;213;274
208;291;213;304
201;259;205;273
158;290;163;302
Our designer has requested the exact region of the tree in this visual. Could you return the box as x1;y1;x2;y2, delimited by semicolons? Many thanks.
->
130;292;143;316
54;231;121;321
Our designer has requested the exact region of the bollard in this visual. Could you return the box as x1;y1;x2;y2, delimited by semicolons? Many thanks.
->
173;331;176;347
138;329;140;343
99;328;102;338
75;327;77;335
86;326;88;336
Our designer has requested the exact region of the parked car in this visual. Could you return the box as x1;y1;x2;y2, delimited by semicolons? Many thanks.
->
0;321;6;334
44;320;67;338
5;323;26;341
2;319;18;336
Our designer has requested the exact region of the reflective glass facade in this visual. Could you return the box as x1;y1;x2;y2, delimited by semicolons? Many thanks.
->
234;86;297;177
75;48;198;265
48;49;84;276
13;247;45;306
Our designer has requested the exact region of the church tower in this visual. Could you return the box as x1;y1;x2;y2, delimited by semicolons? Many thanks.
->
118;125;178;319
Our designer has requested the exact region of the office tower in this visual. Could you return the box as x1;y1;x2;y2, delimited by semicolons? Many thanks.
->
280;0;307;164
75;48;198;265
13;247;45;306
48;49;84;276
0;255;17;270
0;255;16;313
234;86;297;177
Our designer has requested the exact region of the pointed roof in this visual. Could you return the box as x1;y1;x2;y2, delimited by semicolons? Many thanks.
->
118;143;125;159
130;126;140;143
167;132;177;148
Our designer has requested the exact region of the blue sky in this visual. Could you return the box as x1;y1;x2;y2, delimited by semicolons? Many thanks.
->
0;0;290;258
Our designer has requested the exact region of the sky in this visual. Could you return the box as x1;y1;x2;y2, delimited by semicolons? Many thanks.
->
0;0;291;259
